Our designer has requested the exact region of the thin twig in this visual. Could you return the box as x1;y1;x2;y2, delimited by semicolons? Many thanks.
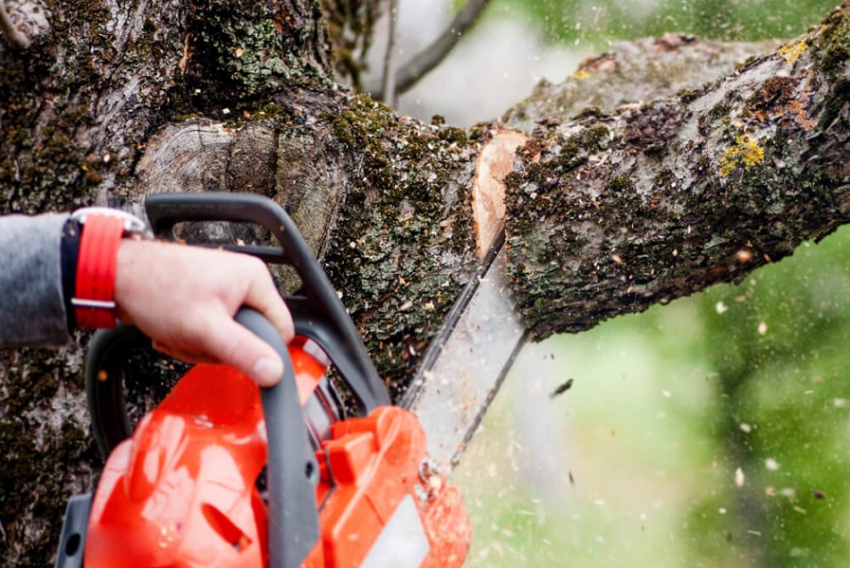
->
395;0;491;95
0;0;31;50
380;0;399;105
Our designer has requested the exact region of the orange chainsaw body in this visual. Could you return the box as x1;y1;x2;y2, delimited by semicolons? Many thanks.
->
83;341;470;567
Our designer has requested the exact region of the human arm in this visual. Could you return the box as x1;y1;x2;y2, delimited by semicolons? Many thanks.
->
0;214;294;386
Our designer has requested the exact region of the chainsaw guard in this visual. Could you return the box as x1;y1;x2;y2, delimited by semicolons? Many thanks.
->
309;406;471;568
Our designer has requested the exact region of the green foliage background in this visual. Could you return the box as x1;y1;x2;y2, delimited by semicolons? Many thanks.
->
484;0;837;44
451;1;850;567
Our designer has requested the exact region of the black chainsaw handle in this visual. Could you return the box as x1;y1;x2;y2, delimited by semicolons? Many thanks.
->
85;309;319;568
84;323;147;457
145;192;390;414
236;309;320;568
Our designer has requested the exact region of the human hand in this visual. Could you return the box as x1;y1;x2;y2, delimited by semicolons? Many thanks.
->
113;239;294;386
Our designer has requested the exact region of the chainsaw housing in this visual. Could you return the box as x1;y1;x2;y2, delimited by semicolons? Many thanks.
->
74;343;469;567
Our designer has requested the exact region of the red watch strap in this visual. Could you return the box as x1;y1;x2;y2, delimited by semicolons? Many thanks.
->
74;213;125;329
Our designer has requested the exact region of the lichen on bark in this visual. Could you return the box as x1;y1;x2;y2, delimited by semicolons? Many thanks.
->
0;345;99;568
183;0;334;108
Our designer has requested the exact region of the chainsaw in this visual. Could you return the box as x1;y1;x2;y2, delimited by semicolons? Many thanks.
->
54;191;526;568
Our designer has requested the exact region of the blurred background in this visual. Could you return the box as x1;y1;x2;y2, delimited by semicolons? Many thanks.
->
363;0;850;566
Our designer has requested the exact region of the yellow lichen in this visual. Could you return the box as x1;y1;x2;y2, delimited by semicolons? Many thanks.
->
719;135;765;176
571;68;590;80
777;37;809;67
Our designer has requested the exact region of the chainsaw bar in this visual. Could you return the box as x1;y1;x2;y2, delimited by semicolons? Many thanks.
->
400;235;527;473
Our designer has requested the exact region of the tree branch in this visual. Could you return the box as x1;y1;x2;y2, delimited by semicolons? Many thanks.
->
502;33;781;130
380;0;399;104
503;10;850;338
391;0;491;96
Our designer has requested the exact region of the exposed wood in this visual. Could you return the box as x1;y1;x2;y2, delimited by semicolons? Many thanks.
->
472;130;528;258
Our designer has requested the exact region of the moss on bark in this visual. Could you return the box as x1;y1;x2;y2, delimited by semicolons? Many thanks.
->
320;94;483;394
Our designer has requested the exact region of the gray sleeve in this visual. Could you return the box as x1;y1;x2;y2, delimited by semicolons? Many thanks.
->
0;214;73;347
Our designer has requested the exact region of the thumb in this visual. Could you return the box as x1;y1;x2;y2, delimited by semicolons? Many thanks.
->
205;319;286;387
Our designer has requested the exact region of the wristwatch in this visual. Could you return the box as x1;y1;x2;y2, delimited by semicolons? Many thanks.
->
70;207;151;329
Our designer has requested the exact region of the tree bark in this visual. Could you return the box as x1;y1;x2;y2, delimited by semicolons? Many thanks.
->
2;0;850;563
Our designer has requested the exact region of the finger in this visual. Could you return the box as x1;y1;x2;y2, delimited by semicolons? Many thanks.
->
197;316;285;387
242;264;295;344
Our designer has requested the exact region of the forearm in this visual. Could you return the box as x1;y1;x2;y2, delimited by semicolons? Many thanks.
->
0;214;72;347
0;207;293;385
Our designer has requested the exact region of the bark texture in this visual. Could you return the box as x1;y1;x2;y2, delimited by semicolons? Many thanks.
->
1;0;850;563
503;33;782;129
504;17;850;338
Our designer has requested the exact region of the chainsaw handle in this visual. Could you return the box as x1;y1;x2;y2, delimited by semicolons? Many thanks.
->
145;192;390;414
85;324;147;456
235;308;320;568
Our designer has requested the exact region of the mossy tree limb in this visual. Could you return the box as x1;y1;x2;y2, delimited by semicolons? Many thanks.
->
503;9;850;338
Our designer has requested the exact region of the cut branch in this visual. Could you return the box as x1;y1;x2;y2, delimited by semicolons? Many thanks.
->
502;12;850;338
502;34;781;129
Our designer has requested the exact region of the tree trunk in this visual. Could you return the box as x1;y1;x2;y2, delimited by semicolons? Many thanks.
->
2;0;850;562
